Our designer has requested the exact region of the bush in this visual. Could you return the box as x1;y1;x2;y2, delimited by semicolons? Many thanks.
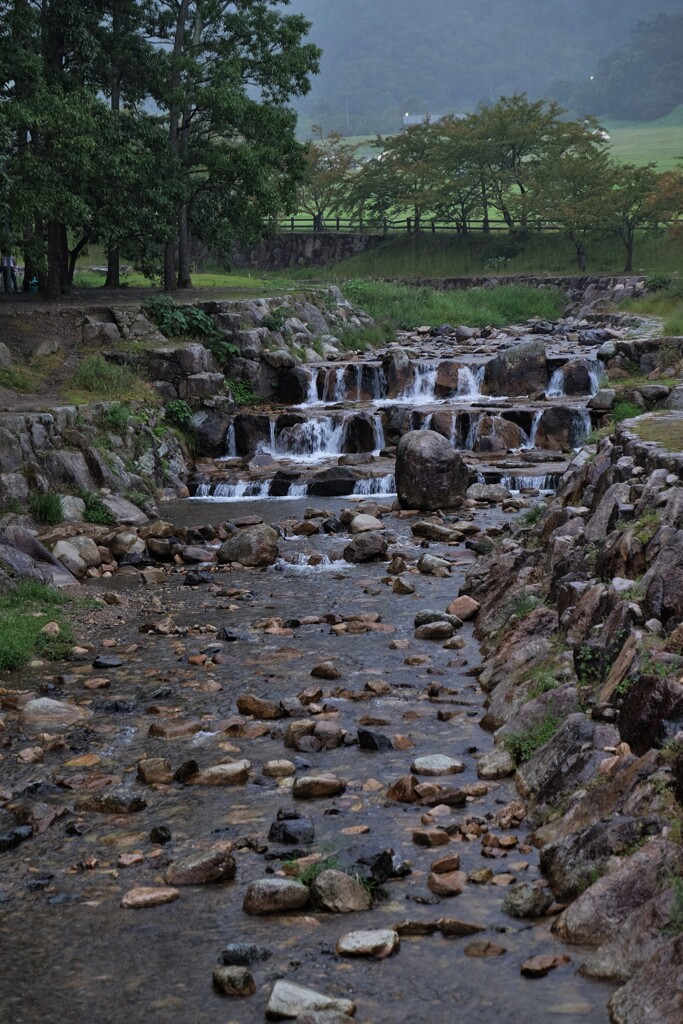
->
165;399;193;429
262;305;291;332
29;492;63;525
144;297;237;363
503;714;562;766
81;492;116;526
226;377;259;406
612;399;645;423
102;403;131;432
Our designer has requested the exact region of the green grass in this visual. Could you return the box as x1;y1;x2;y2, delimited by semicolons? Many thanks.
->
629;414;683;452
72;266;299;297
339;279;564;331
603;110;683;173
503;713;562;766
28;492;64;525
0;580;74;670
66;355;154;403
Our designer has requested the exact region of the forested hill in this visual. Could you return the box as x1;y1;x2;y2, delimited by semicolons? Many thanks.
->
290;0;680;135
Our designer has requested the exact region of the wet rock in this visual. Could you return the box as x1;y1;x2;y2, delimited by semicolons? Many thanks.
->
187;760;251;786
150;825;171;845
311;661;340;680
412;829;450;848
236;694;284;720
292;773;346;799
357;728;392;751
343;532;388;563
502;882;553;919
216;524;279;567
220;943;272;966
120;886;179;909
310;869;373;913
265;980;355;1020
336;844;398;885
263;760;296;779
74;790;147;814
0;825;33;852
349;514;384;533
477;747;515;780
396;431;469;511
521;955;571;978
392;577;416;595
431;853;461;873
464;939;506;958
165;844;236;885
467;483;511;503
93;654;124;669
414;610;462;629
336;929;399;958
20;698;92;730
438;917;485;937
428;870;467;897
243;878;310;915
386;775;420;803
415;621;454;641
446;595;480;620
411;755;464;776
137;757;174;785
212;966;255;997
268;816;315;845
485;338;547;397
417;554;450;575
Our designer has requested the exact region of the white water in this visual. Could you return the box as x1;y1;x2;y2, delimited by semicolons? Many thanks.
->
457;365;486;398
573;409;593;447
546;367;566;397
522;410;544;449
322;367;347;403
192;479;310;501
264;417;348;464
352;474;396;496
500;474;558;493
546;360;605;398
397;362;438;403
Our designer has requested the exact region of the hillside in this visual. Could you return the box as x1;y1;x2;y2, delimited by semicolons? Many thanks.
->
290;0;680;135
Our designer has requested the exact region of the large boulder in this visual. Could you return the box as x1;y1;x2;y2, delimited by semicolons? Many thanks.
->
217;524;279;567
395;430;469;511
535;407;589;451
608;934;683;1024
382;349;412;397
485;338;548;397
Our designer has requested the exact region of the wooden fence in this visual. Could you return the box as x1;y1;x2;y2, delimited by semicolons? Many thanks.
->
273;215;561;234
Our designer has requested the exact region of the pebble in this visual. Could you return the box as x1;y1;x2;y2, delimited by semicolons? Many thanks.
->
464;939;507;958
521;955;572;978
263;759;296;778
427;870;467;896
165;843;236;885
311;661;341;680
187;760;251;786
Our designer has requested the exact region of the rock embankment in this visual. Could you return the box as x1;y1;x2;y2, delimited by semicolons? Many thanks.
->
459;414;683;1023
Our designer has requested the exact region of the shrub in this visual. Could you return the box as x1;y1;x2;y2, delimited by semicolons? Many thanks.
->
611;399;644;424
29;492;63;525
226;377;259;406
81;492;116;526
518;502;546;527
144;295;189;336
503;714;562;766
165;399;193;429
262;305;291;332
102;403;131;432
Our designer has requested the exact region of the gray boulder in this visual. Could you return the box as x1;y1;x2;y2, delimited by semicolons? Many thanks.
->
217;524;279;567
395;430;469;511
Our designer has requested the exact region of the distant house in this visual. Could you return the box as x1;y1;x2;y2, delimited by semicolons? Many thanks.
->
402;111;466;129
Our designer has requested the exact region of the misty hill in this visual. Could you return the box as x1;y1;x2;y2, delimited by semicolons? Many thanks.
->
290;0;680;135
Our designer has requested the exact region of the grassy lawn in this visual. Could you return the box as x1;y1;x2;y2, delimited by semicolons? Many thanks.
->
0;581;74;671
629;414;683;452
603;107;683;172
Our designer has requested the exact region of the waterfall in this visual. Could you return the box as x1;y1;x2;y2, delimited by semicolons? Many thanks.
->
261;415;348;464
193;480;272;500
368;365;387;401
523;410;543;449
352;474;396;496
225;423;237;457
195;483;211;497
322;367;347;403
457;365;485;398
287;482;308;497
546;368;566;397
371;413;385;451
465;412;481;450
399;362;438;402
499;474;558;493
571;410;593;448
588;360;605;396
304;369;320;405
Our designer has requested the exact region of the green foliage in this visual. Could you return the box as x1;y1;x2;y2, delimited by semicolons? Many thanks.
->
503;714;562;766
287;851;339;886
71;356;148;401
144;296;190;337
612;399;645;424
340;279;564;331
0;581;73;671
144;297;238;363
575;643;603;687
646;272;673;291
509;593;543;618
165;399;193;430
527;671;559;700
226;378;259;406
28;492;63;525
518;502;547;526
335;322;394;352
81;492;116;527
633;511;661;546
101;403;131;433
262;305;292;332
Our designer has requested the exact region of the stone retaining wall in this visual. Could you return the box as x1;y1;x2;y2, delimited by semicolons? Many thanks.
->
232;232;388;270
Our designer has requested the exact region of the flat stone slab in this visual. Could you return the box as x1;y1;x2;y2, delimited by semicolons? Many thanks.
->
265;980;356;1019
336;929;400;958
410;755;465;776
120;886;179;909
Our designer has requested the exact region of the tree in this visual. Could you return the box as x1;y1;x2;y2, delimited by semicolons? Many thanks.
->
297;125;357;230
429;116;486;234
150;0;320;290
347;121;440;232
610;164;683;272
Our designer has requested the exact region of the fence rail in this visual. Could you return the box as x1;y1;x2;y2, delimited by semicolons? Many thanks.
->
273;215;566;235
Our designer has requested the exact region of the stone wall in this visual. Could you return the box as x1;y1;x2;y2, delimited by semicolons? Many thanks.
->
232;232;389;271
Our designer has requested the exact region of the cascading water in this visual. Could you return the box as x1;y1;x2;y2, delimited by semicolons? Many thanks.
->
225;423;237;457
522;410;544;450
457;365;486;399
500;474;559;493
571;410;593;448
193;480;272;500
322;367;347;403
398;362;438;403
465;412;481;450
260;416;348;464
588;360;605;396
352;474;396;496
546;368;566;397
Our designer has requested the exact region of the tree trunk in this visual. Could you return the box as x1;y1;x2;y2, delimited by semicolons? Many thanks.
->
576;241;587;272
481;183;490;233
68;235;89;284
164;0;191;292
624;229;634;273
46;220;67;298
177;204;192;289
105;243;120;288
106;4;122;289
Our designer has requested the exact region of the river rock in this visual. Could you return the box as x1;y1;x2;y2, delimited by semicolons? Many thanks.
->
428;870;466;897
187;760;251;786
521;954;571;978
477;747;515;780
336;929;399;958
236;694;284;719
485;338;548;396
212;966;256;997
52;540;88;578
217;524;279;567
263;759;296;779
343;532;388;563
243;878;310;915
415;621;454;640
310;869;373;913
502;881;553;919
608;933;683;1023
265;980;355;1020
293;773;347;799
349;514;384;533
446;595;480;620
20;698;92;730
411;755;464;776
221;943;272;966
120;886;179;909
137;757;174;784
395;431;469;511
165;844;236;885
467;483;511;503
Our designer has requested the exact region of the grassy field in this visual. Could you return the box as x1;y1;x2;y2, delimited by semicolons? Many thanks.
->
603;106;683;172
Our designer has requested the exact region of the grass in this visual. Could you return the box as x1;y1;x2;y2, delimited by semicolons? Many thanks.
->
622;278;683;336
81;491;117;526
66;354;154;403
603;110;683;173
28;492;63;525
629;415;683;452
225;377;260;406
0;580;74;670
339;279;565;331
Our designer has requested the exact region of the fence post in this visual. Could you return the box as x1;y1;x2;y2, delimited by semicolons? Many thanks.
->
290;217;294;232
431;220;436;233
407;218;412;234
336;217;340;232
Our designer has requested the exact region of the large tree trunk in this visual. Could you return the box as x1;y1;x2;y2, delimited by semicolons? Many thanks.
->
46;220;68;298
624;229;634;273
575;240;587;272
105;243;120;288
106;4;122;289
164;0;191;292
177;204;192;289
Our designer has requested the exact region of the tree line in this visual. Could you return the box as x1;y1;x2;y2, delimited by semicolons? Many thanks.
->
0;1;320;297
299;96;683;272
